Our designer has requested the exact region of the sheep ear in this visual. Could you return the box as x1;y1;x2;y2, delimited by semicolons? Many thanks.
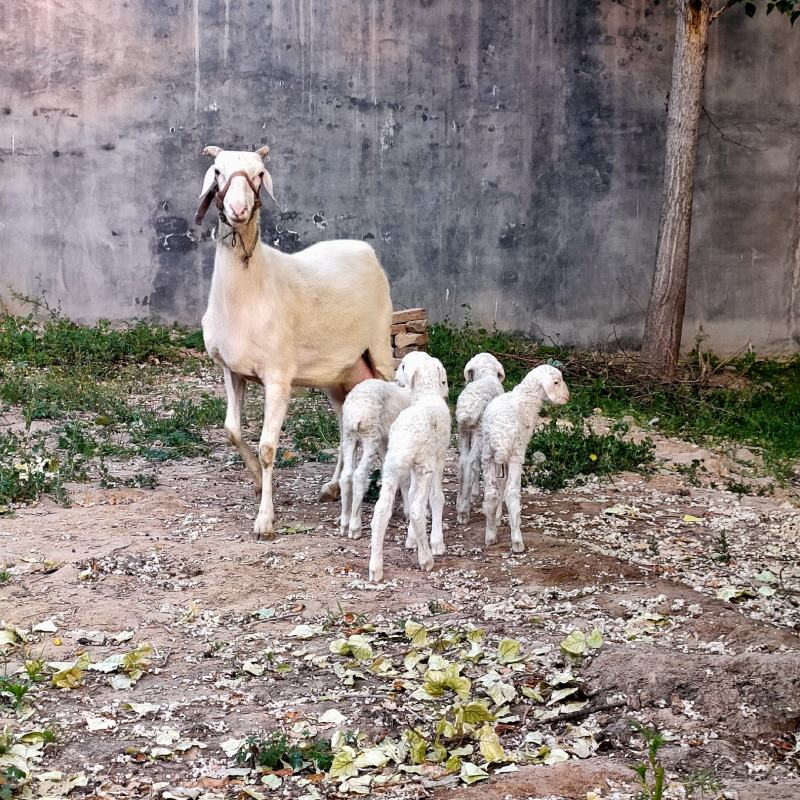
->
497;363;505;382
195;165;218;225
202;145;221;158
260;168;276;206
463;357;477;383
256;145;270;159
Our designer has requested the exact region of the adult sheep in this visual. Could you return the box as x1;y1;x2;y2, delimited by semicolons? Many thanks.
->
195;145;394;540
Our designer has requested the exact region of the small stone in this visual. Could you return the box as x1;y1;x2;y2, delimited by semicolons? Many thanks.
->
734;446;758;463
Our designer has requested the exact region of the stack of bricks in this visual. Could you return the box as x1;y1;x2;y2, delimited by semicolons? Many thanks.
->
391;308;428;368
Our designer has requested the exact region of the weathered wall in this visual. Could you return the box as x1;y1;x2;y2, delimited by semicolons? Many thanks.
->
0;1;798;352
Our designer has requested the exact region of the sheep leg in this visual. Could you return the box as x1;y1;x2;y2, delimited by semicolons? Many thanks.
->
495;466;508;528
223;368;261;492
348;439;379;540
253;381;292;540
429;457;446;557
455;427;472;524
483;458;500;547
405;471;419;550
320;387;346;501
410;469;435;573
338;433;358;536
506;460;525;553
469;434;482;500
400;475;410;520
369;466;400;583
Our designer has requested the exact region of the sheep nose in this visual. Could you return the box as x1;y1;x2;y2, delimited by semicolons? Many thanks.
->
230;202;246;217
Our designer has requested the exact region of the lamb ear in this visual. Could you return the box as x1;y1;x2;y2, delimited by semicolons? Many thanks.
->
202;145;221;157
195;164;218;225
497;362;506;382
256;145;270;159
463;356;477;384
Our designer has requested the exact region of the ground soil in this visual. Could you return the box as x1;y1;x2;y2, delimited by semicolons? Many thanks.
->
1;399;798;800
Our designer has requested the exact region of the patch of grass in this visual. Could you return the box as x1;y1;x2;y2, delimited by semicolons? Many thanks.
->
0;765;26;800
234;731;334;772
523;420;655;491
0;677;30;709
682;769;723;799
284;392;339;455
0;432;72;512
0;313;181;369
0;570;9;586
429;320;800;479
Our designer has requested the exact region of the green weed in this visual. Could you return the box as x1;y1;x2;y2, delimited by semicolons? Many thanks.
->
284;392;339;455
0;570;9;586
523;420;655;491
0;677;30;709
234;731;334;772
630;720;667;800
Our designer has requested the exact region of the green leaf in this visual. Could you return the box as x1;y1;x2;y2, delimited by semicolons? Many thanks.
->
497;638;525;664
403;729;428;764
478;724;506;763
560;630;587;656
459;700;495;725
423;662;471;700
459;761;489;785
585;628;604;649
404;620;429;647
329;746;358;780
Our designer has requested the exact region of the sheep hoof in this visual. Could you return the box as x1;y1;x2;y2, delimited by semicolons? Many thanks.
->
253;514;275;540
456;511;469;525
348;525;362;540
511;540;526;554
368;562;383;583
419;555;435;573
485;532;497;547
431;541;446;557
404;536;417;550
319;482;340;502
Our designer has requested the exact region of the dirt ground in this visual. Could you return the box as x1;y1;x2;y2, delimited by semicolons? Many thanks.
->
1;394;799;800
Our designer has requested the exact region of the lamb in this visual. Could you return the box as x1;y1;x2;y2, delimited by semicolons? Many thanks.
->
368;353;450;582
338;378;412;540
481;364;569;553
455;353;506;524
195;145;394;539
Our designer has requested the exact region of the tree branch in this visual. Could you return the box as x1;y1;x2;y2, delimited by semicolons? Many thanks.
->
710;0;738;22
701;105;764;152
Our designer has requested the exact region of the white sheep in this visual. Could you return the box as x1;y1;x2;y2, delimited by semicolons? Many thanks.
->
196;146;394;539
338;378;412;540
481;364;569;553
455;353;505;524
368;353;450;582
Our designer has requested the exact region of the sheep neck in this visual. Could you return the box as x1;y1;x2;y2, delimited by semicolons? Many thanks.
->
514;380;546;426
217;216;261;267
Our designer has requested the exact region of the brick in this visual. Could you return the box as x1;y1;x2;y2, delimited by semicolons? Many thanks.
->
395;332;428;348
405;319;427;333
392;345;421;357
392;307;426;324
390;323;406;335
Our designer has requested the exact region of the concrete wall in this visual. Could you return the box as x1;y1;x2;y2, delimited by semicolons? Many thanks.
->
1;0;798;352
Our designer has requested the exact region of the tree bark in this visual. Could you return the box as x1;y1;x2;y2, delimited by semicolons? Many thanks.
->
640;0;712;377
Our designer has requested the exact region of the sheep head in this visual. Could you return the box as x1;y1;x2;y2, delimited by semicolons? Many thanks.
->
396;352;449;399
463;352;505;384
526;364;570;406
195;146;274;226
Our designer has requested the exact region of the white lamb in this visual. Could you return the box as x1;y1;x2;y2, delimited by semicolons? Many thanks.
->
481;364;569;553
368;353;450;583
338;378;412;540
455;353;506;524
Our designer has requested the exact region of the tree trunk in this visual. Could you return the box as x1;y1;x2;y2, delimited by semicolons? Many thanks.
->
640;0;712;377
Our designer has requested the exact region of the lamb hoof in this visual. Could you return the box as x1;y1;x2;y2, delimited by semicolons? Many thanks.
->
431;541;446;557
485;532;498;547
456;511;469;525
511;540;526;554
368;562;383;583
404;536;417;550
348;524;362;540
319;482;340;502
253;514;275;540
419;555;435;573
